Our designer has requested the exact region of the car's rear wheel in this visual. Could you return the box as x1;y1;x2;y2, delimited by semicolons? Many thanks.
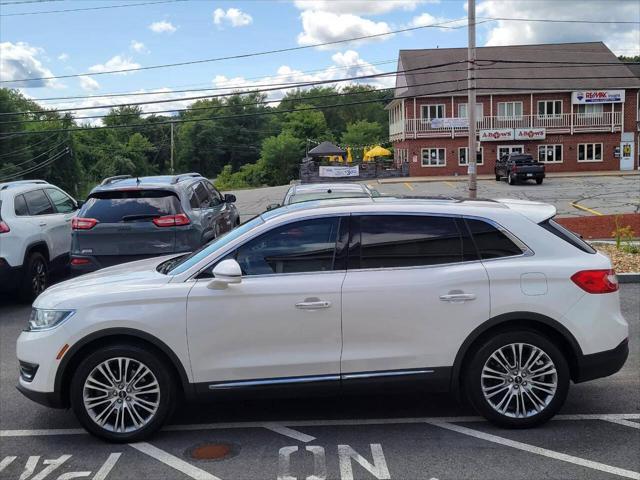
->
465;331;569;428
495;173;501;181
20;252;48;302
536;178;543;185
507;174;517;185
70;344;175;442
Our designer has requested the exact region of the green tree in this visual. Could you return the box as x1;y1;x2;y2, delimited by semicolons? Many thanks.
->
260;132;304;185
341;120;384;148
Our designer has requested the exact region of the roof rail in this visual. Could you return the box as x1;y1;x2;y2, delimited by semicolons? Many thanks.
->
100;175;132;186
0;179;49;190
171;172;202;184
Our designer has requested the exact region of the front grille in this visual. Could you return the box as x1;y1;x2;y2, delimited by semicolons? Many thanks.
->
19;361;39;382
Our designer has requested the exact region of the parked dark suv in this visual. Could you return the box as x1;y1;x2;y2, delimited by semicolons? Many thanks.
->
495;154;546;185
70;173;239;273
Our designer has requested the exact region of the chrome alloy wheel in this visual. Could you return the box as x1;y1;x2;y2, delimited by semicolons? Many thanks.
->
481;343;557;418
83;357;160;433
31;260;46;295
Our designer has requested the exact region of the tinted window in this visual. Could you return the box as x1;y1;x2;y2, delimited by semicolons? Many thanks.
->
46;188;76;213
358;215;463;268
233;217;340;275
203;182;222;206
81;190;181;223
465;218;523;259
194;182;211;208
14;194;29;216
189;189;200;209
23;189;54;215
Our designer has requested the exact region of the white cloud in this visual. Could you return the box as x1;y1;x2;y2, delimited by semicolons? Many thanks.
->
297;10;392;49
148;20;177;34
58;53;69;61
477;0;640;56
409;12;462;29
0;42;61;88
213;7;253;27
78;75;100;91
130;40;149;54
293;0;436;15
88;55;141;75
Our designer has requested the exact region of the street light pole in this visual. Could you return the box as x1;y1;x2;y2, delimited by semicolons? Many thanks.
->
467;0;477;198
170;121;175;175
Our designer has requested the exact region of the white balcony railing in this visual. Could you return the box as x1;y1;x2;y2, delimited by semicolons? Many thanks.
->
390;112;622;139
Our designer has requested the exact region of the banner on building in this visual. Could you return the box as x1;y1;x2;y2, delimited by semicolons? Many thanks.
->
430;117;469;128
479;129;514;141
319;165;360;177
572;90;625;104
515;128;546;140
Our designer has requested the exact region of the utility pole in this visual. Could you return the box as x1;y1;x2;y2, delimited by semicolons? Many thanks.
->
170;121;175;175
467;0;477;199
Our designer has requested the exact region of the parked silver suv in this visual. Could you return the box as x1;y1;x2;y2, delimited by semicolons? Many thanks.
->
70;173;239;273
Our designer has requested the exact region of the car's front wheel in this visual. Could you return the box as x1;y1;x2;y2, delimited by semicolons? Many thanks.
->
465;331;569;428
20;252;48;302
70;344;175;442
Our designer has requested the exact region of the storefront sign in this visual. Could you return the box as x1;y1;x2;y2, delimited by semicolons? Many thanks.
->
430;117;469;128
479;129;514;141
572;90;625;104
319;165;359;177
515;128;546;140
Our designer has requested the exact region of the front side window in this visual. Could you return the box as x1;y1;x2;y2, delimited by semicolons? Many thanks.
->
194;182;211;208
464;218;524;259
537;100;562;117
22;189;55;216
421;148;446;167
459;147;484;166
497;102;523;118
233;217;340;275
46;188;76;213
357;215;463;269
203;182;223;206
578;143;602;162
421;104;444;120
538;145;563;163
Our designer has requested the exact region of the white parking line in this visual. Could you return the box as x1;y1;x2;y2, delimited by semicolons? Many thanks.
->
2;413;640;437
602;418;640;430
426;420;640;480
129;442;221;480
263;424;316;443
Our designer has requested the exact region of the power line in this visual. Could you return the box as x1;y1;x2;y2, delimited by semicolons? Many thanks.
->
0;0;63;5
0;140;67;168
0;147;69;182
0;132;59;157
0;0;187;16
482;16;640;25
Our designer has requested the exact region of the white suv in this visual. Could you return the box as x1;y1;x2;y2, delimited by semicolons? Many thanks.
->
1;180;79;301
16;197;629;442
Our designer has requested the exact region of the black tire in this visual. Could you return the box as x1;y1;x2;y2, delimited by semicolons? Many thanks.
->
536;178;543;185
70;344;176;442
507;173;516;185
495;173;501;181
19;252;48;303
464;330;570;428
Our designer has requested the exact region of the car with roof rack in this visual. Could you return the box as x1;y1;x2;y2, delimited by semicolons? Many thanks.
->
69;173;239;274
0;180;80;301
266;182;379;210
16;196;628;441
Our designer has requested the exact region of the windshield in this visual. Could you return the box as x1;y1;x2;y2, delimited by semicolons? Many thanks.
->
81;190;181;223
164;215;264;275
289;192;369;204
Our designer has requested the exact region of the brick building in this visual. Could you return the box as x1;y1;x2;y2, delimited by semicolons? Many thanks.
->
387;42;640;176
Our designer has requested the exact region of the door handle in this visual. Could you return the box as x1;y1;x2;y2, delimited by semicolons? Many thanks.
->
439;293;476;302
295;299;331;310
39;222;47;227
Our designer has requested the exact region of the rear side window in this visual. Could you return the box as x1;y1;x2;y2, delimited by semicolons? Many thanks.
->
539;218;595;254
14;194;28;216
23;189;55;216
464;218;524;259
81;190;182;223
356;215;463;269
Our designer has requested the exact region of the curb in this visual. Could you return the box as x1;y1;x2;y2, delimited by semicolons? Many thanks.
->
618;273;640;284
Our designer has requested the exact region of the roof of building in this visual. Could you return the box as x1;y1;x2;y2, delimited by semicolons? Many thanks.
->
394;42;640;99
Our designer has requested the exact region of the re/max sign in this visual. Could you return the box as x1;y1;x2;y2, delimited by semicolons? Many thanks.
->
572;90;625;104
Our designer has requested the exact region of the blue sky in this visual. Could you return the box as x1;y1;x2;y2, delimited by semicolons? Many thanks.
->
1;0;639;121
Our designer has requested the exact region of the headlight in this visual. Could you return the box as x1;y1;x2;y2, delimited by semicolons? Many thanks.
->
28;309;74;331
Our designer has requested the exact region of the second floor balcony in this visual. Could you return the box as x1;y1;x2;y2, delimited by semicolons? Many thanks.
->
389;111;623;141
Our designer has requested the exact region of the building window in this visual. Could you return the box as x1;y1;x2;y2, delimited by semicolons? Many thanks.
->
394;148;408;165
537;100;562;117
578;143;603;162
459;147;484;165
497;101;523;118
458;103;483;118
421;148;446;167
421;104;445;120
538;145;563;163
575;104;604;117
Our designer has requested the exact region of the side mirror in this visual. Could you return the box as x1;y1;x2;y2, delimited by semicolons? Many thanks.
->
266;203;280;211
207;258;242;289
224;194;236;203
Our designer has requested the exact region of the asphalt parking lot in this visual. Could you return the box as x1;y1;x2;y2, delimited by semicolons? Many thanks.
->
0;285;638;480
228;174;640;222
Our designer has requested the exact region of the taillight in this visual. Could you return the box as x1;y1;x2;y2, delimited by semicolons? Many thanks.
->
571;269;618;294
512;165;518;173
71;257;90;265
0;221;9;233
72;217;98;230
152;214;191;227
